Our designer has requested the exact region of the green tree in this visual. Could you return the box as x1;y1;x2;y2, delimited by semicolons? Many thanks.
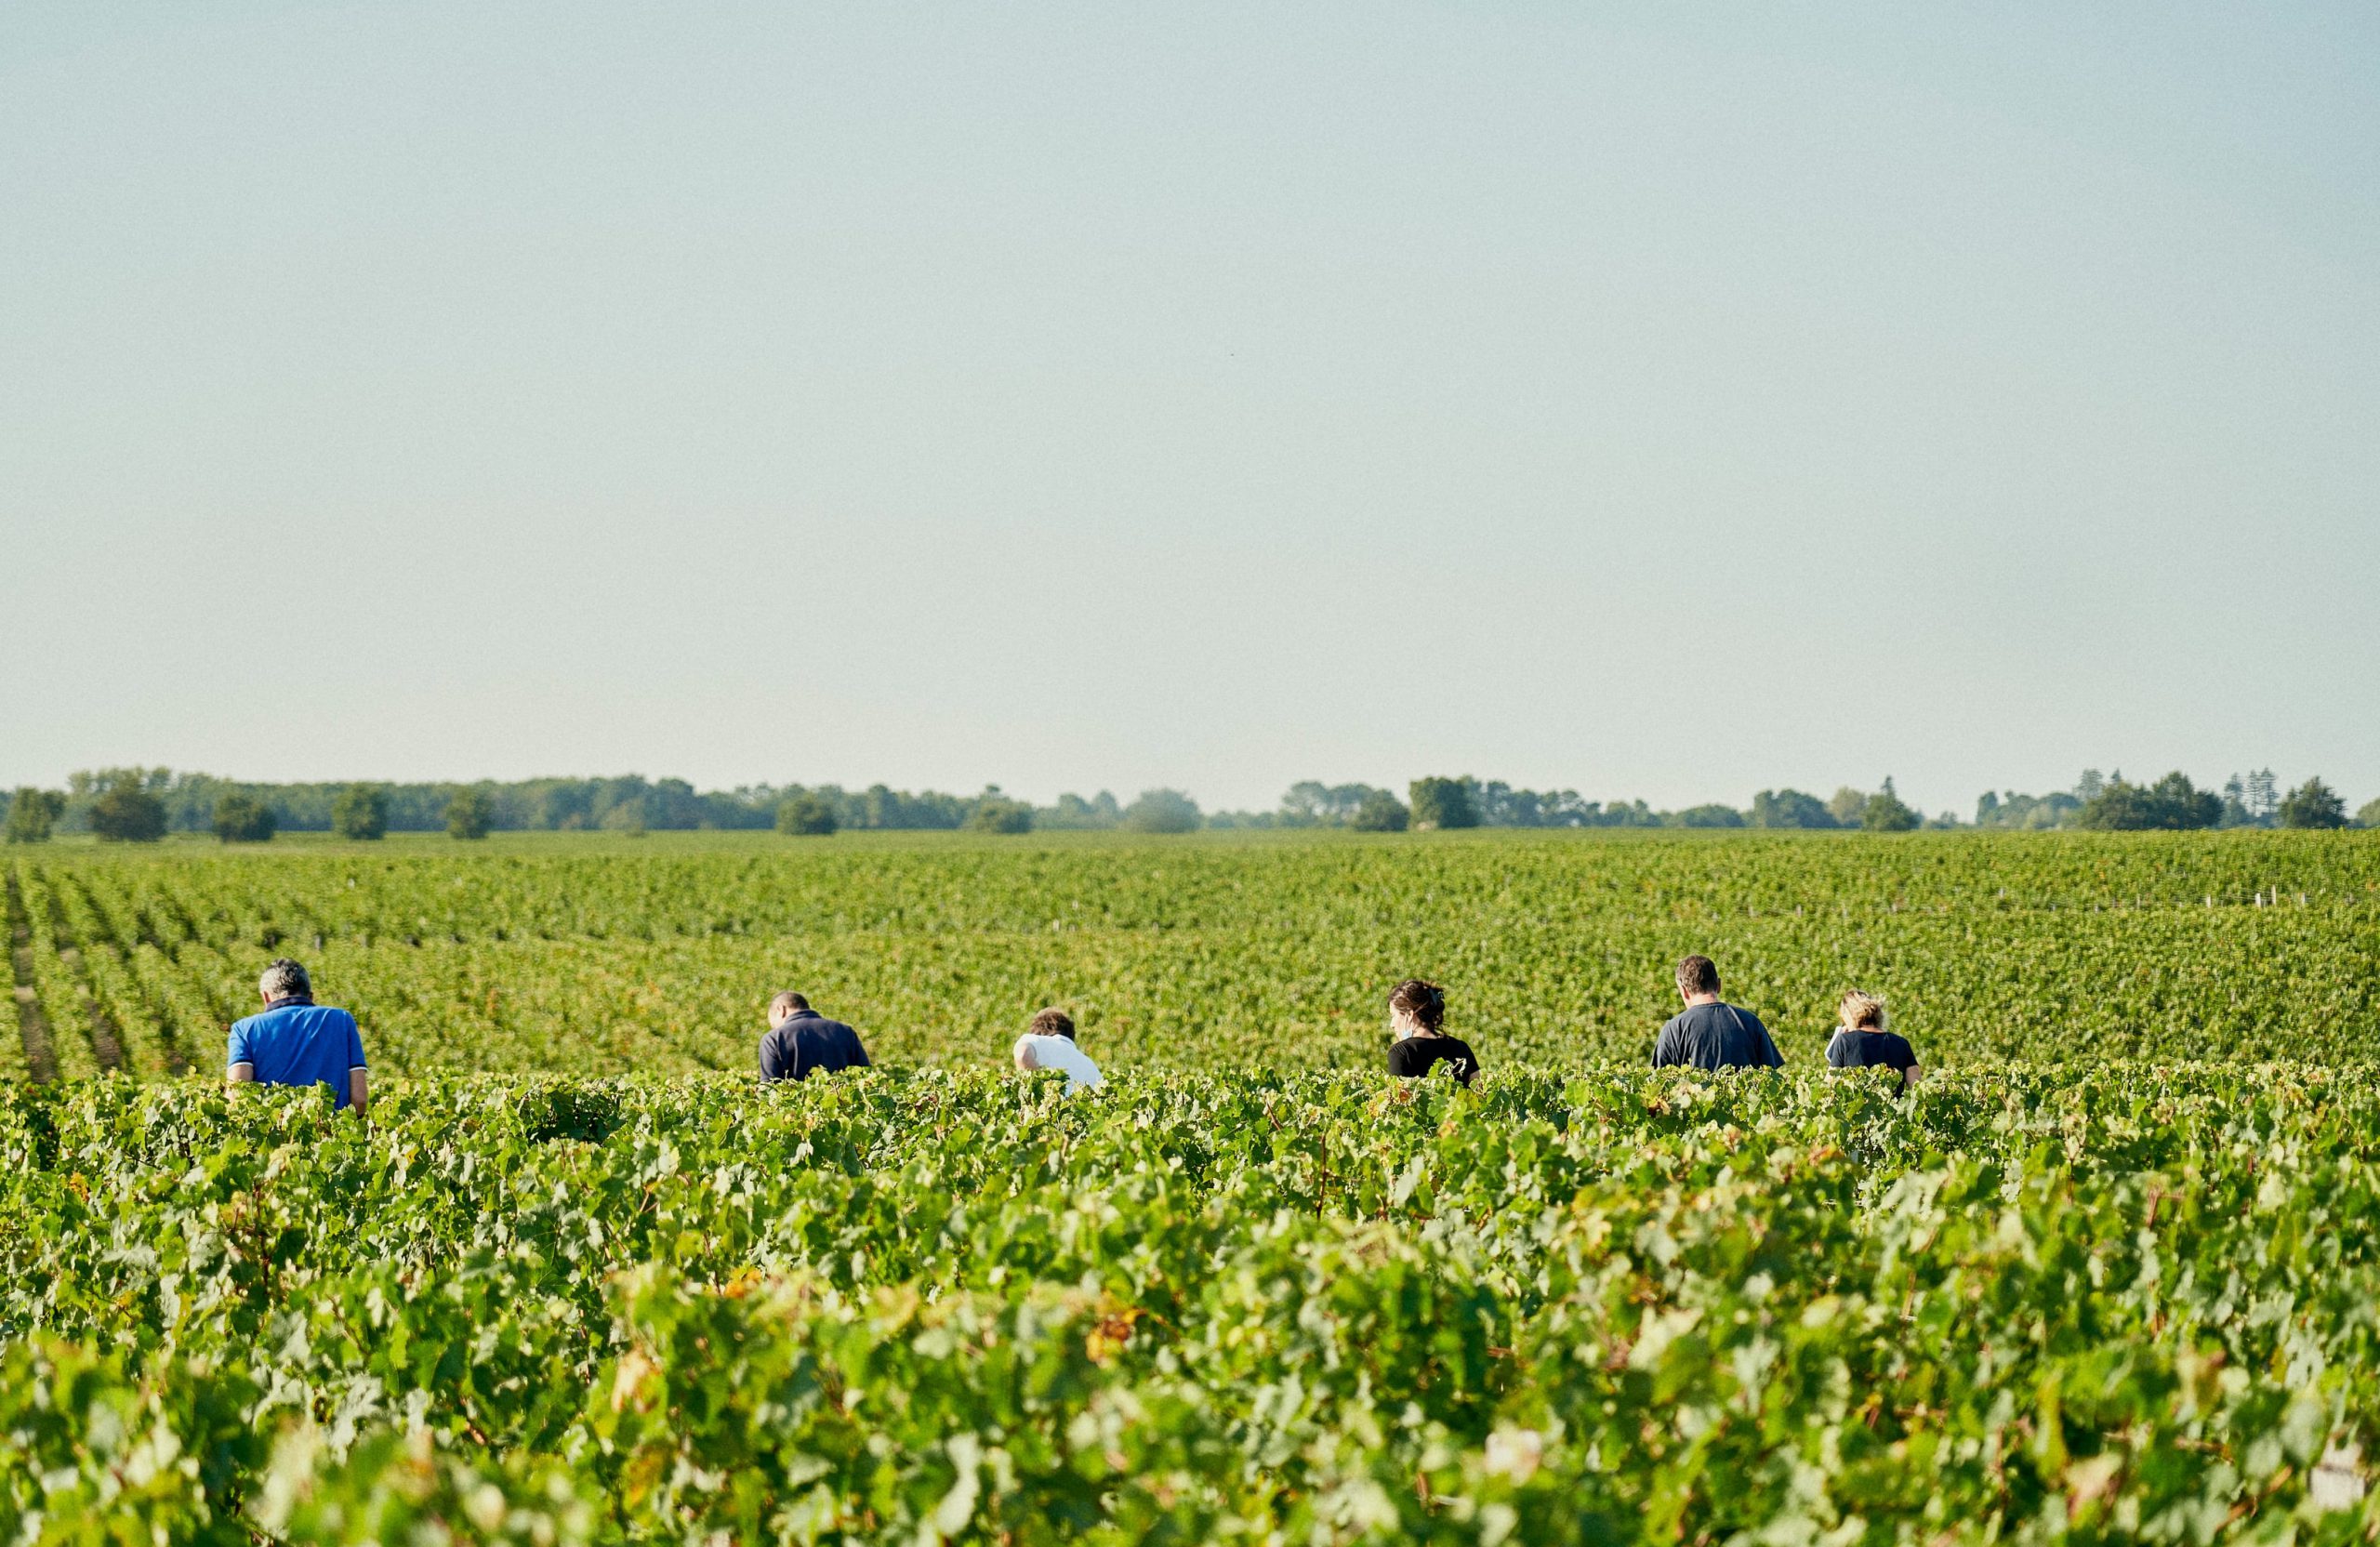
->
1350;790;1409;831
1860;777;1921;832
965;792;1034;834
90;779;168;842
1673;803;1747;828
1749;789;1835;828
2357;798;2380;829
2079;771;2219;831
4;788;66;844
2277;777;2347;830
445;787;496;840
1408;776;1479;830
211;793;277;843
332;785;390;840
1827;787;1870;826
775;794;838;836
1121;788;1201;834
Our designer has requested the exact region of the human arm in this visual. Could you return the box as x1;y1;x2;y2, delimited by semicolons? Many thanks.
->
346;1016;368;1118
226;1023;254;1087
759;1030;794;1082
1013;1035;1038;1073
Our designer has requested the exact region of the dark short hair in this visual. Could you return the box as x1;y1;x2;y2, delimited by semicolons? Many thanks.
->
1387;978;1447;1031
769;990;810;1020
260;958;311;1001
1028;1007;1076;1040
1675;955;1721;996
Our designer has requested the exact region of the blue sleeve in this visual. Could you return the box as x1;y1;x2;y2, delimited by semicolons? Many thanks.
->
759;1032;792;1081
346;1014;366;1069
1651;1024;1675;1068
227;1020;252;1070
849;1030;870;1068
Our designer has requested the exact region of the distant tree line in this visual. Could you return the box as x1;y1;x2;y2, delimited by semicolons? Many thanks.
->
2;764;2371;844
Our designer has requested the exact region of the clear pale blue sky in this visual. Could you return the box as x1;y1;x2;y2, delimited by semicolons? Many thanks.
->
5;4;2376;815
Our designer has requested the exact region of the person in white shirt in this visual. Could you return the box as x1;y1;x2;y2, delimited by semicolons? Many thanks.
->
1012;1007;1104;1094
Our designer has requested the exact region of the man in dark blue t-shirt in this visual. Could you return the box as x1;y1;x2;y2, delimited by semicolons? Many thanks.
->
1652;955;1784;1072
227;958;369;1115
758;990;872;1082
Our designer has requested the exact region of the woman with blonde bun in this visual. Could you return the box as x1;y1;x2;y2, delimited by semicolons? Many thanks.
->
1824;990;1919;1091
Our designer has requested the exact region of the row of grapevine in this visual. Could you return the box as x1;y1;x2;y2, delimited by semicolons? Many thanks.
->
8;832;2378;1079
1;1065;2373;1542
7;863;106;1078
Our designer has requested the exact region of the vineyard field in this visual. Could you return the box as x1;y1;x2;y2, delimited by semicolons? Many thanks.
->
3;1067;2375;1542
5;827;2377;1076
3;830;2377;1542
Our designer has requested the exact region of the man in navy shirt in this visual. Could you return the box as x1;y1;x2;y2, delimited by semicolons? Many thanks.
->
758;990;872;1082
1652;955;1785;1073
227;959;369;1115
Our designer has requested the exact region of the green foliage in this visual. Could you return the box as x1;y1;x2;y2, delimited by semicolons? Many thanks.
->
445;787;496;840
1827;787;1869;826
7;831;2380;1078
2081;772;2222;831
331;785;390;841
1975;789;2082;829
2280;777;2349;830
1672;802;1746;828
965;793;1035;834
4;788;66;844
89;778;168;842
1351;789;1409;831
210;793;276;843
2359;798;2380;829
776;793;838;836
1860;777;1921;832
1749;788;1835;828
1121;788;1201;833
1408;776;1478;830
2;1068;2378;1541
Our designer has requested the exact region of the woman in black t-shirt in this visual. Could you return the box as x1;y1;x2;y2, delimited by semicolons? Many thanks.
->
1384;978;1479;1087
1825;989;1919;1091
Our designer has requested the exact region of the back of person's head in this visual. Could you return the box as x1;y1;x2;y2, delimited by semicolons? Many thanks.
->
1387;978;1447;1033
1027;1007;1076;1041
1675;955;1722;998
1838;990;1886;1031
260;958;311;1002
769;990;809;1023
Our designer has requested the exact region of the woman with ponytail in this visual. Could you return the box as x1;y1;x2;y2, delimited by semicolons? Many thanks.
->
1383;977;1479;1087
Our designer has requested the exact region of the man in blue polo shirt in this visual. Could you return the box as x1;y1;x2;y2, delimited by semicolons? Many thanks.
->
227;958;369;1115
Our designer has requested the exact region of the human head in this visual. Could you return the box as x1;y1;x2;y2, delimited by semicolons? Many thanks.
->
259;958;311;1004
1387;978;1447;1037
1838;990;1886;1031
1028;1007;1077;1041
1675;955;1721;1000
768;990;810;1027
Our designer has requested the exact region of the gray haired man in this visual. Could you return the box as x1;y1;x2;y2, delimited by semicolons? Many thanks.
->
226;959;370;1115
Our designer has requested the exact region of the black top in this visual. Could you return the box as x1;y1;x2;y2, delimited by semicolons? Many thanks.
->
1388;1035;1479;1086
1826;1028;1917;1074
1652;1002;1785;1072
758;1011;872;1082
